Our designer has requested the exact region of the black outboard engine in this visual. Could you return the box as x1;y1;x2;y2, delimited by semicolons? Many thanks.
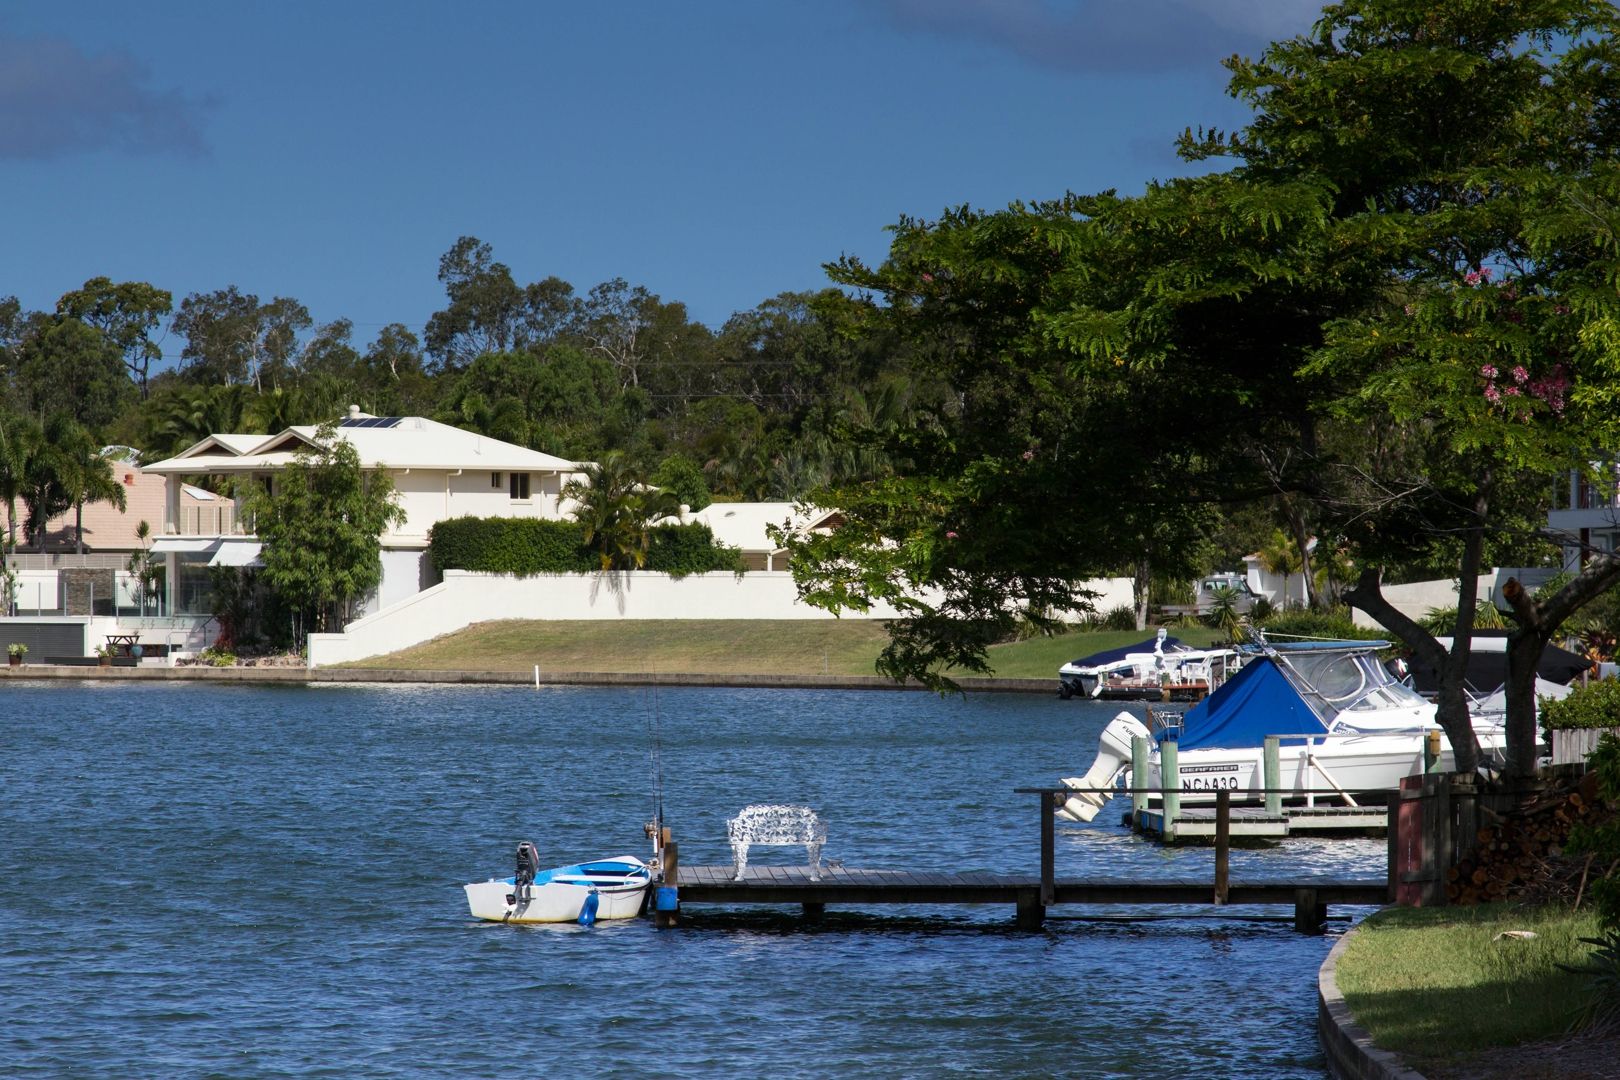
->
509;841;541;905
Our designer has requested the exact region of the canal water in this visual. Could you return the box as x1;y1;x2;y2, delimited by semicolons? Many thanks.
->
1;681;1381;1078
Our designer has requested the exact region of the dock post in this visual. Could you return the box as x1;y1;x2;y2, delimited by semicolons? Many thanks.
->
1131;735;1150;831
1213;789;1230;905
1293;887;1326;934
1160;740;1180;841
801;902;825;923
655;840;680;929
1424;729;1442;774
1040;787;1055;906
1263;736;1281;817
1015;887;1045;931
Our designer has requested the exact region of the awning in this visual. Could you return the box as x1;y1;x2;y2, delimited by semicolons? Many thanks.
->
209;541;263;568
150;537;219;554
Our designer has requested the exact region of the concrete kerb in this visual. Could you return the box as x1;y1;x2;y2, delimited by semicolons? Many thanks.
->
1319;916;1427;1080
0;664;1056;693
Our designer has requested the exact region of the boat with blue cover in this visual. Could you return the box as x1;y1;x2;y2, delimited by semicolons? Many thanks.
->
1055;636;1554;822
465;842;652;924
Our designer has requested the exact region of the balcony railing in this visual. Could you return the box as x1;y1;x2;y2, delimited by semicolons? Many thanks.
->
170;504;251;536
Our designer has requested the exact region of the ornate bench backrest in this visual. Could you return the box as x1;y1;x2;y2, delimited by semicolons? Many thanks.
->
726;803;827;844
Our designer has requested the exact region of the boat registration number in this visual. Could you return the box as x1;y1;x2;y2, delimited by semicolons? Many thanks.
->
1179;762;1243;791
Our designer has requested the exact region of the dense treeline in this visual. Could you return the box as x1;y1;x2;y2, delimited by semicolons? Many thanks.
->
0;238;931;515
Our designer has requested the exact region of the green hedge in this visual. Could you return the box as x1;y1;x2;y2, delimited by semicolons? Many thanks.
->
429;517;595;574
1541;677;1620;732
428;516;745;578
646;522;747;577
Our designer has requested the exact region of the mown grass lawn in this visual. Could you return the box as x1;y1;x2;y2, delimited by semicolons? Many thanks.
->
347;620;1228;678
1336;903;1605;1068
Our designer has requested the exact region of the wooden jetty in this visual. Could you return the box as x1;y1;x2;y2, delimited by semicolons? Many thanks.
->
651;787;1389;934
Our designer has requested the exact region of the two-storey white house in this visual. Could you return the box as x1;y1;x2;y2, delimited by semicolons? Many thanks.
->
141;407;585;617
1548;464;1620;568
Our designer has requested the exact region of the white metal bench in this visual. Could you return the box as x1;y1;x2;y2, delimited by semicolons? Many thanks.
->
727;804;827;881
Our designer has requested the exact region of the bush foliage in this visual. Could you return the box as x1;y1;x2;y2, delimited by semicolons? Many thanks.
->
429;516;744;578
1541;678;1620;732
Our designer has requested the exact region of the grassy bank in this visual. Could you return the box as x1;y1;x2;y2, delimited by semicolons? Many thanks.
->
1336;904;1603;1070
347;620;1229;678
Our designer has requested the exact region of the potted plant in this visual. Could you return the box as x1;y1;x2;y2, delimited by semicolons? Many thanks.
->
7;643;25;667
95;644;112;667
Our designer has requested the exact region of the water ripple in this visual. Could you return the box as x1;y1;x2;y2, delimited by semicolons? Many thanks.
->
0;683;1368;1077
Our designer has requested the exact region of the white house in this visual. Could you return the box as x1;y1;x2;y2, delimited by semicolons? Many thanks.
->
1548;464;1620;569
140;407;586;617
681;502;843;571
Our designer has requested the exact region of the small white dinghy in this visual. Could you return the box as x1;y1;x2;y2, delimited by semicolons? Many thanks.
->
465;842;652;925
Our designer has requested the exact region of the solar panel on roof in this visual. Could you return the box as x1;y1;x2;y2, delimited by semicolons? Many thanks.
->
338;416;403;429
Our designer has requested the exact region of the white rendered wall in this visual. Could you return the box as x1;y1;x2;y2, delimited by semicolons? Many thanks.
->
307;571;1143;667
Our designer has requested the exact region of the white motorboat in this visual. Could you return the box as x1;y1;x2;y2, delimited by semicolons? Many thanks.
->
1055;637;1567;822
1058;628;1244;701
465;843;652;924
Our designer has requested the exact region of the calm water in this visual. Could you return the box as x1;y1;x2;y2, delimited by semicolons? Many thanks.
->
0;682;1383;1078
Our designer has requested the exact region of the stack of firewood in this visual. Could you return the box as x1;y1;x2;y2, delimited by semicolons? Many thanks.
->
1447;772;1615;906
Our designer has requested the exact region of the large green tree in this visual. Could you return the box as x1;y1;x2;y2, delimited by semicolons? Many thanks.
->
1185;0;1620;776
244;423;405;638
55;277;172;399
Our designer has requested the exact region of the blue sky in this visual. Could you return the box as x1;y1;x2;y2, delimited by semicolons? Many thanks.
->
3;1;1323;354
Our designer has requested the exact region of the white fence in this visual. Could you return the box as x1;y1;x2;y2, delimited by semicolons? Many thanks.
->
306;571;1140;668
1551;726;1620;767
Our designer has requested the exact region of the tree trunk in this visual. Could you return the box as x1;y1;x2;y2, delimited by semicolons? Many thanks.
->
1498;552;1620;778
1342;565;1481;775
1281;498;1320;610
75;501;84;555
1133;554;1150;632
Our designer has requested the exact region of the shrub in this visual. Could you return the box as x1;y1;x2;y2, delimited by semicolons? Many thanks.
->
6;642;25;657
1099;605;1136;631
1569;734;1620;933
1542;679;1620;733
429;516;744;578
644;523;746;577
1259;607;1387;643
429;517;595;574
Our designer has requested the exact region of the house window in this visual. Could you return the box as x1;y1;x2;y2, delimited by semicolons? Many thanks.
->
509;473;531;500
491;472;503;488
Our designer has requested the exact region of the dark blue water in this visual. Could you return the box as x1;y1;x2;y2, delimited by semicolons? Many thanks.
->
1;682;1381;1078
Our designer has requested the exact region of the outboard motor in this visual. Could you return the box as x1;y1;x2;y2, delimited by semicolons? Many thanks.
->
1057;712;1151;822
509;841;541;905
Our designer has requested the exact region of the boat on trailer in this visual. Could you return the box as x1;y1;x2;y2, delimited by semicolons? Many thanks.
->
1055;636;1571;823
1058;628;1244;701
465;842;652;924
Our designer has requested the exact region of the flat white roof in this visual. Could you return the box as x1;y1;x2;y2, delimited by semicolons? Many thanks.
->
684;502;836;553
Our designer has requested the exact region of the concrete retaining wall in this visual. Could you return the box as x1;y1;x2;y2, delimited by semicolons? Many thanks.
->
1318;921;1427;1080
305;570;1138;668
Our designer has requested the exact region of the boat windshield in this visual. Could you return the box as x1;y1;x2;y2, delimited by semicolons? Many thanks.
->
1276;648;1426;720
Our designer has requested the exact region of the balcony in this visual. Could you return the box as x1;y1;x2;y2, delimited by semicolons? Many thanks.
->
169;503;252;537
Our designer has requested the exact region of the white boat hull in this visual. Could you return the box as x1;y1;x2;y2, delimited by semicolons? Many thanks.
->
465;855;651;924
1132;728;1508;804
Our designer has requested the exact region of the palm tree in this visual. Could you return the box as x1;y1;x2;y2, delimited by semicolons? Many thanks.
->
0;413;42;546
35;419;127;554
563;452;679;570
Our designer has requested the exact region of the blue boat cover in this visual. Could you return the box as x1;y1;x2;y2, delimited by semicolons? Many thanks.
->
1165;657;1331;750
1068;636;1185;668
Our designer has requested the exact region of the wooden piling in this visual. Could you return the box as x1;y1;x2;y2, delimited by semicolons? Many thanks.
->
1293;887;1326;934
1131;735;1150;831
1016;887;1045;930
801;902;825;923
1040;786;1055;906
1263;736;1281;817
655;839;680;929
1214;789;1230;905
1160;740;1180;841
